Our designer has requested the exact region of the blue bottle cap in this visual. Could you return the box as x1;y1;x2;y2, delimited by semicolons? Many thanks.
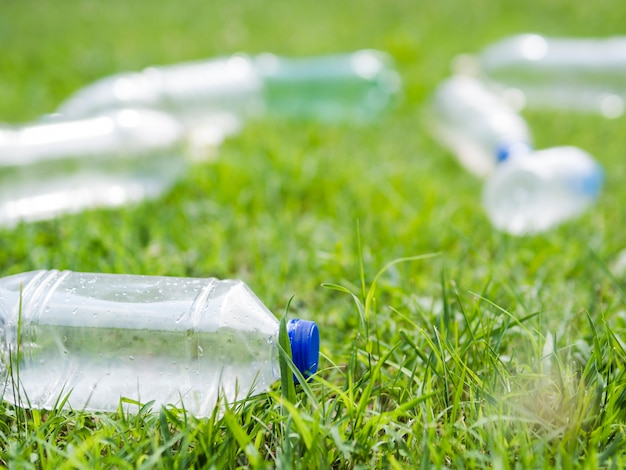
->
496;141;533;163
580;166;604;198
287;318;320;381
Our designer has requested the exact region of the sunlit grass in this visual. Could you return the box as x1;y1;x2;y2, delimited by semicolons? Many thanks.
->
1;0;626;467
3;255;625;467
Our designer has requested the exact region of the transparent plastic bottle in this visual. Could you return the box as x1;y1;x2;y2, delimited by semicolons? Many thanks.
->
0;270;320;416
428;75;532;177
0;108;205;227
482;146;604;235
57;49;401;125
477;34;626;118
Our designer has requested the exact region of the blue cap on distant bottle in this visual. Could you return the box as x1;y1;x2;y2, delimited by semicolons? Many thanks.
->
580;165;604;198
496;141;533;163
287;318;320;382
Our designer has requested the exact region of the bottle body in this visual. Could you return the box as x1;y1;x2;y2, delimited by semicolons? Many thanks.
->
256;49;401;123
429;75;532;177
478;34;626;118
57;56;259;134
57;50;401;125
0;270;318;416
0;109;187;226
482;146;604;235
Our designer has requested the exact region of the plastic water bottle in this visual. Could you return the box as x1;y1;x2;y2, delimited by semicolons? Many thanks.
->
428;75;532;177
56;50;401;125
0;108;204;227
0;270;320;417
476;34;626;118
482;146;604;235
428;75;604;234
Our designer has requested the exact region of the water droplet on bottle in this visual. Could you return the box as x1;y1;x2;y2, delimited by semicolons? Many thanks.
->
129;355;135;360
71;308;78;315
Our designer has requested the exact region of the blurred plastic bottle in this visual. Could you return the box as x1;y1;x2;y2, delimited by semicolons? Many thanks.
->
483;146;604;235
428;75;604;235
0;270;320;416
0;108;214;227
57;50;401;126
428;74;532;177
476;34;626;118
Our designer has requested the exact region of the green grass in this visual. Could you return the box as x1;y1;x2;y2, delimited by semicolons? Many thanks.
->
2;0;626;467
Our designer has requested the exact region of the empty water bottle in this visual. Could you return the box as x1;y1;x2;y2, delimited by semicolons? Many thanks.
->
0;270;320;416
476;34;626;118
0;108;207;227
57;50;401;126
428;75;604;235
428;75;532;177
482;146;604;235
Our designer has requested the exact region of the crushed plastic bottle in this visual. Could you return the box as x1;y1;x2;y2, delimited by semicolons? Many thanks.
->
482;146;604;235
0;108;218;227
428;74;532;177
0;270;320;416
476;34;626;118
57;50;401;126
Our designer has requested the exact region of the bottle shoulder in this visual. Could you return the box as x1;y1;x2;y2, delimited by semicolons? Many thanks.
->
0;270;49;293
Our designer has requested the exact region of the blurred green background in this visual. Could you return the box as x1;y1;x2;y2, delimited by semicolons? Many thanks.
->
2;0;625;120
1;0;625;350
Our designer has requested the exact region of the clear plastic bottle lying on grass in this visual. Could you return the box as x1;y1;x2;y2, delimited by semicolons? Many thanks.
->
428;74;532;177
477;34;626;118
482;145;604;235
0;108;220;227
0;270;319;417
428;74;604;235
57;50;401;125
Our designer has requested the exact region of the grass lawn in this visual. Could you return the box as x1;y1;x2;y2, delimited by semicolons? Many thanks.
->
2;0;626;467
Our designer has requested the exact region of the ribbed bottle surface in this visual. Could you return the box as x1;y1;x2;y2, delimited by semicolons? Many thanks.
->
0;270;281;416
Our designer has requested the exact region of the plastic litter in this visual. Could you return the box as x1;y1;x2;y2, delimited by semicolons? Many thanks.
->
474;34;626;118
57;50;402;126
0;269;320;416
0;109;206;227
428;74;604;235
